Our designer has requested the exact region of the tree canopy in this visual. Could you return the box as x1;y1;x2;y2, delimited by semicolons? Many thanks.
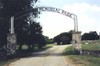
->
82;31;99;40
0;0;46;50
53;31;72;45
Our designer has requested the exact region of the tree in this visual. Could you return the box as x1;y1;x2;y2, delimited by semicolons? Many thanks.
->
60;36;69;44
53;35;61;45
44;36;54;44
36;35;46;49
0;0;38;49
82;31;99;40
53;31;72;45
46;39;54;44
27;20;44;49
0;0;38;18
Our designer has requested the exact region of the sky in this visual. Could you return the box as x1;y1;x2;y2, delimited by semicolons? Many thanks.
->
35;0;100;38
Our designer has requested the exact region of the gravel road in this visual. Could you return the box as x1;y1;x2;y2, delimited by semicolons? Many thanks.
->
8;45;73;66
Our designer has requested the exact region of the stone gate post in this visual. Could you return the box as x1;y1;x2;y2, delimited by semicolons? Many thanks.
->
7;17;17;56
72;31;82;54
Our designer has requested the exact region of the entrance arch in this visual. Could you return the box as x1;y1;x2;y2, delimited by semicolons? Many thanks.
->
14;6;78;32
33;7;81;54
37;6;78;32
7;6;81;56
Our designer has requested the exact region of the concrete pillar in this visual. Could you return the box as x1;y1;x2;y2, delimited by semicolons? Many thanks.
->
7;34;17;55
72;31;82;54
11;16;14;34
7;17;17;56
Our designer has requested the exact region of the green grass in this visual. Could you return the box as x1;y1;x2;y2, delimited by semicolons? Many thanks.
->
82;44;100;50
63;45;74;55
33;44;56;52
0;60;13;66
64;44;100;66
68;55;100;66
18;44;56;52
0;61;8;66
45;44;56;48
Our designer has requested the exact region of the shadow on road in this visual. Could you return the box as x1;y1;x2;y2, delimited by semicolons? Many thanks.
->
8;45;70;59
31;53;64;57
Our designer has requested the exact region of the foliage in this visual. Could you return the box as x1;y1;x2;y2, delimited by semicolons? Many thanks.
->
53;31;72;45
44;36;54;44
0;0;47;50
53;35;61;45
0;0;38;18
33;44;55;52
63;46;74;55
82;31;99;40
36;34;46;49
46;39;54;44
0;0;38;47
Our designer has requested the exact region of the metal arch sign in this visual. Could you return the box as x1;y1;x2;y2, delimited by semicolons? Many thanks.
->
37;7;75;19
36;6;78;32
14;6;78;32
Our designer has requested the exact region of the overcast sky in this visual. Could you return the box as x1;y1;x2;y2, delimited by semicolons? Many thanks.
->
36;0;100;38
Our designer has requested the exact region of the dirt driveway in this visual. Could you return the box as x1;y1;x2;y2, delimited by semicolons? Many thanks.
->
7;45;74;66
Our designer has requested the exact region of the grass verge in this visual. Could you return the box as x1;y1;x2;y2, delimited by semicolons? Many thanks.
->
64;44;100;66
68;55;100;66
0;60;9;66
0;59;16;66
82;44;100;50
